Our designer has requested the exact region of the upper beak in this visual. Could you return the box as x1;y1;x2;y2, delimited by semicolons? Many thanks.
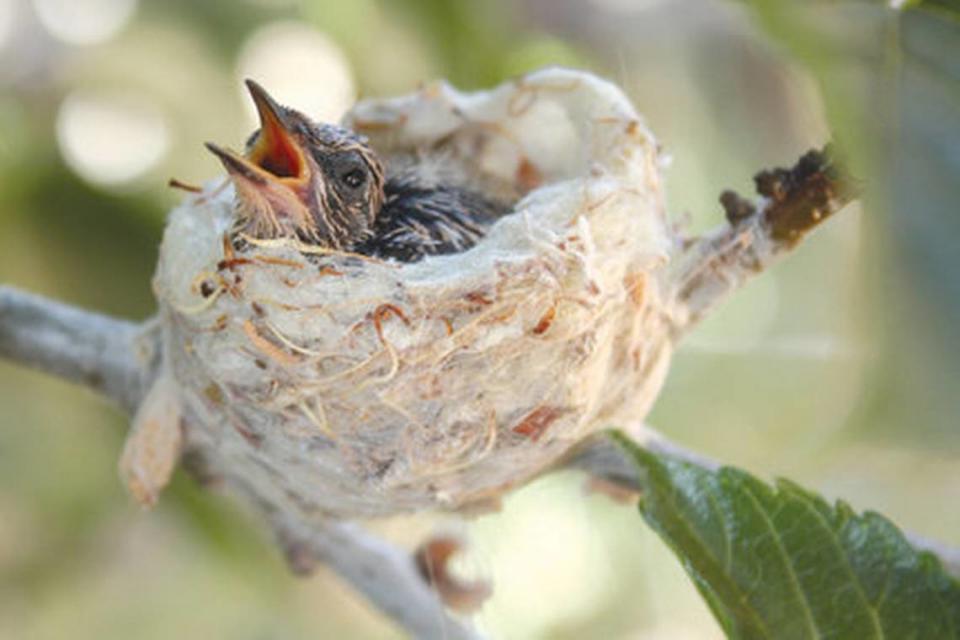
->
206;80;310;187
243;80;307;181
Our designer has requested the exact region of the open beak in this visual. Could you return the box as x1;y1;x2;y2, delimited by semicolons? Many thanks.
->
206;80;316;238
243;80;307;181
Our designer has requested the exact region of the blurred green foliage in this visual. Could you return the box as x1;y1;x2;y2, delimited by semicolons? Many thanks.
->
0;1;957;638
741;0;960;445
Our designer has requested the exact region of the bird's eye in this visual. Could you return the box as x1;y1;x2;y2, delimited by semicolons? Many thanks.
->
342;168;366;189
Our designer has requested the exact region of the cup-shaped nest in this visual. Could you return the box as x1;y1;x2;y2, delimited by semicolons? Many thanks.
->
155;68;675;518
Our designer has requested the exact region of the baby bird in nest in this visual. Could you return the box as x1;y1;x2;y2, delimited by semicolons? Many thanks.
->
206;81;508;262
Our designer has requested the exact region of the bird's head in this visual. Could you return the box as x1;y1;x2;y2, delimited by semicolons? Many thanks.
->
206;80;385;248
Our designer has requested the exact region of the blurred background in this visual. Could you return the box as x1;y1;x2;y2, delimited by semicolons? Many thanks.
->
0;0;957;638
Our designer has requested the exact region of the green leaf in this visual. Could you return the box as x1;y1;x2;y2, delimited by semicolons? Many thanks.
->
612;432;960;639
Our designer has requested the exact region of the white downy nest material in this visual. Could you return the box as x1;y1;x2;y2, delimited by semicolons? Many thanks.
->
155;68;676;518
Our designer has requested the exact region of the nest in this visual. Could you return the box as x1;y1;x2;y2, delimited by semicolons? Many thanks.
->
155;68;675;517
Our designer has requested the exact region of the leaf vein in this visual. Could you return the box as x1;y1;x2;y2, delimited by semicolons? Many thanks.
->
740;483;821;638
657;471;773;638
705;489;733;573
789;493;885;640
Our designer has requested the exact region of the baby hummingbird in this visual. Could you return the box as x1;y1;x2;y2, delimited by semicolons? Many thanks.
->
207;81;507;261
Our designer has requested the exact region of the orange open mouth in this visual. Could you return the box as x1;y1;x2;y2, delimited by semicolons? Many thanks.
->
206;80;313;195
244;80;307;184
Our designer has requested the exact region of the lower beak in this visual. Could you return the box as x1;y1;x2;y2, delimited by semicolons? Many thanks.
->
205;142;268;185
205;141;317;240
244;80;308;180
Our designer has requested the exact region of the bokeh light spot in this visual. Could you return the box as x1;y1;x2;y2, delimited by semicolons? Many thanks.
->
590;0;667;12
0;0;17;51
474;489;615;638
56;90;169;187
32;0;138;46
237;21;355;125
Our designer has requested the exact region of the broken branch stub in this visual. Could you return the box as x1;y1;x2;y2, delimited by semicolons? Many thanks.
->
755;145;856;245
670;144;857;334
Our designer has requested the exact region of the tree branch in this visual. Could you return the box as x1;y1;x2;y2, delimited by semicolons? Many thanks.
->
0;285;479;640
0;287;148;412
271;515;482;640
565;424;960;580
670;146;858;335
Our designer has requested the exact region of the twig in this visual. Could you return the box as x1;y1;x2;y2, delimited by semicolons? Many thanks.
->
415;536;492;614
565;424;960;580
273;516;482;640
669;146;858;335
0;285;478;639
0;287;148;413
